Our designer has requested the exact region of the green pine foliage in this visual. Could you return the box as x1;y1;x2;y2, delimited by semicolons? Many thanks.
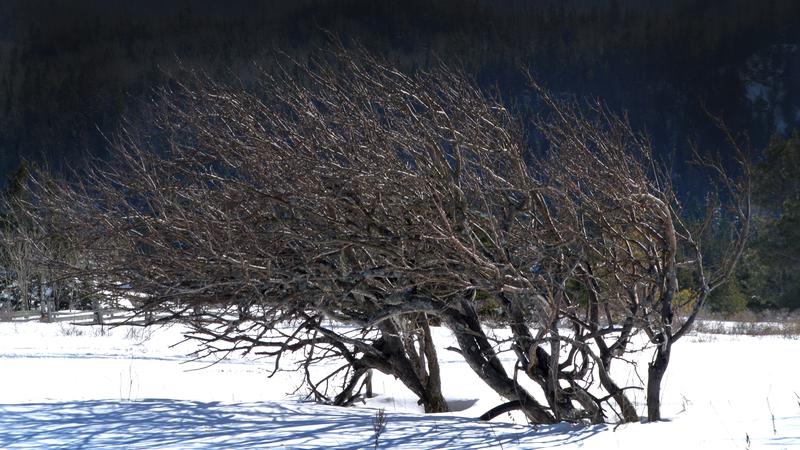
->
707;279;748;314
734;132;800;311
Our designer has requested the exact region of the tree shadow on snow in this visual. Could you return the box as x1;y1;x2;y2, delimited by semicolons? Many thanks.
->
0;399;606;449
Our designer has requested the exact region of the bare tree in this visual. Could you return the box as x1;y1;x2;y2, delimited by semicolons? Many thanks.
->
532;85;751;421
0;219;37;312
30;47;750;424
1;195;72;321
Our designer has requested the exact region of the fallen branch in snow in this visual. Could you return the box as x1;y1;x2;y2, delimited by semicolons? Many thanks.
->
478;400;528;421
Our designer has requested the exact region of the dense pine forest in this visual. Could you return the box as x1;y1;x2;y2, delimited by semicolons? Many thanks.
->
1;0;799;311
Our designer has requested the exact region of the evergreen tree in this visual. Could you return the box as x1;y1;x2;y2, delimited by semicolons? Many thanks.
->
746;132;800;309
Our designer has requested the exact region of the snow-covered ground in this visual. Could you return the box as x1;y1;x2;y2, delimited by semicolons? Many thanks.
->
0;321;798;449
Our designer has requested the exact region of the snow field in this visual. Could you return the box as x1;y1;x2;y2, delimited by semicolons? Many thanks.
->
0;321;798;449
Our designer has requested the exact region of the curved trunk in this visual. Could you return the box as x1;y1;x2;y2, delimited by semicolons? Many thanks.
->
479;400;524;421
499;293;580;421
596;359;639;423
333;367;371;406
446;301;556;424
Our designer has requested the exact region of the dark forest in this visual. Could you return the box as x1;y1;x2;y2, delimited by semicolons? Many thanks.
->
2;1;799;310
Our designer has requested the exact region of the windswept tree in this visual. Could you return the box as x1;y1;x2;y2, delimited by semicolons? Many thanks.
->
28;47;750;423
532;90;751;421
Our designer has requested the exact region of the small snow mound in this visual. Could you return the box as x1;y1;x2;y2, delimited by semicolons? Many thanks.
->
446;398;479;412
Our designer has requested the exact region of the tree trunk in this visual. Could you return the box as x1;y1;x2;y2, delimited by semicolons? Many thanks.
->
596;352;638;423
91;297;104;325
445;302;556;424
419;316;448;413
599;369;638;423
646;343;671;421
365;369;374;398
498;293;575;421
375;320;449;413
38;276;52;323
334;367;370;406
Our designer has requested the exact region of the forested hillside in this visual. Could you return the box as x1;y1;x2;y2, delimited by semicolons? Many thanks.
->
1;0;798;185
